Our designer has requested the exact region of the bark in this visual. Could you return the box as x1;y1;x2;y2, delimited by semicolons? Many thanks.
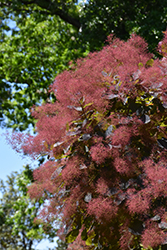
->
20;0;81;29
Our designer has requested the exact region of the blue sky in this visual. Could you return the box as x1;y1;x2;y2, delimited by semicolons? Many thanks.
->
0;128;33;181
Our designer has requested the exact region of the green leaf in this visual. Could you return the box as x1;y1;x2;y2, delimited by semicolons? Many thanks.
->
66;229;79;243
85;236;93;246
145;59;154;67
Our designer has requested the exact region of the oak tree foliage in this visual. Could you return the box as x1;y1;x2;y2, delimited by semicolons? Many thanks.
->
11;32;167;249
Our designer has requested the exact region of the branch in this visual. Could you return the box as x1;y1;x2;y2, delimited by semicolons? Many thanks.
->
52;8;80;29
22;0;81;29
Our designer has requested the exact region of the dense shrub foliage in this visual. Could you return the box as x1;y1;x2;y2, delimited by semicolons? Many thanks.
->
13;32;167;249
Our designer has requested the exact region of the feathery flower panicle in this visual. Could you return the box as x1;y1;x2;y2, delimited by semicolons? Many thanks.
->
96;177;109;195
127;189;151;214
87;197;118;221
112;126;131;147
114;157;131;175
90;141;110;164
141;227;166;249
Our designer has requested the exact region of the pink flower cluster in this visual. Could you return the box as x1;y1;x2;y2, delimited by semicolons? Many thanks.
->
10;31;167;249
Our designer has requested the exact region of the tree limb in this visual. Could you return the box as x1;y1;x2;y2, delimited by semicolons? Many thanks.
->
51;8;80;29
22;0;81;29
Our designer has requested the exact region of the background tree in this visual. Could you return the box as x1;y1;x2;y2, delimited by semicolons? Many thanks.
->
0;165;56;249
0;11;88;130
11;32;167;249
1;0;167;129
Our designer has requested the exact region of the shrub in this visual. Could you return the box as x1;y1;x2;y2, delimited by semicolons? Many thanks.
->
12;32;167;249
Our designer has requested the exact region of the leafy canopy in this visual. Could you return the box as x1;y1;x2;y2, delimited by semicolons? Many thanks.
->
0;166;56;250
11;32;167;249
0;11;88;130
